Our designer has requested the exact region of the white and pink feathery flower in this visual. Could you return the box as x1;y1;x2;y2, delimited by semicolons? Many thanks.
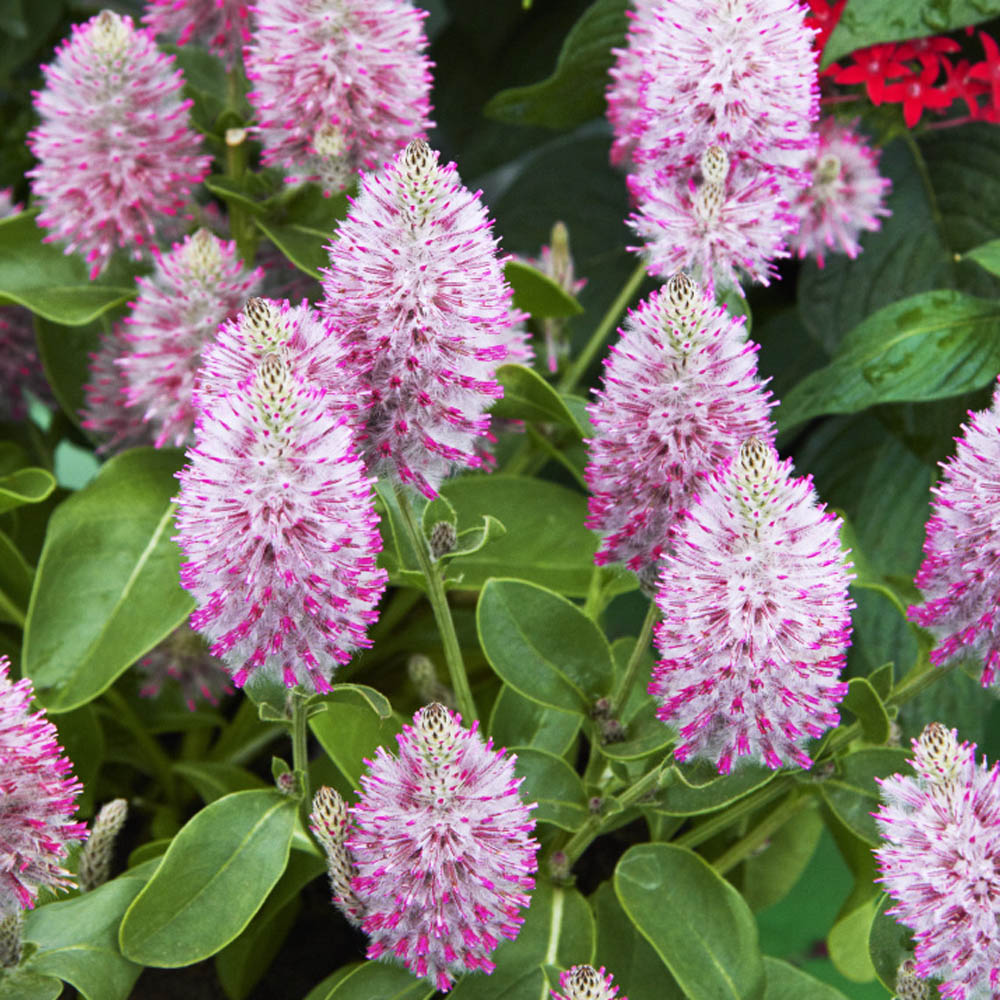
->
652;438;853;774
174;296;386;693
585;272;773;577
345;704;537;992
28;11;210;279
245;0;434;195
788;117;892;267
909;381;1000;689
551;965;627;1000
875;723;1000;1000
143;0;252;68
117;229;265;449
0;656;86;916
322;139;517;499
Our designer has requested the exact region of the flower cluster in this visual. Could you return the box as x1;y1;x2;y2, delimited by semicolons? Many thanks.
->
28;11;210;278
585;272;773;577
322;139;517;498
137;624;233;710
0;657;86;916
245;0;434;194
143;0;252;68
551;965;627;1000
311;705;538;992
174;296;386;693
651;438;853;773
875;723;1000;1000
908;381;1000;688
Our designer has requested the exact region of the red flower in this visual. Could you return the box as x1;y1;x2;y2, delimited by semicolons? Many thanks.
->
969;31;1000;113
895;34;961;72
941;57;989;117
805;0;847;57
834;43;913;104
882;60;953;126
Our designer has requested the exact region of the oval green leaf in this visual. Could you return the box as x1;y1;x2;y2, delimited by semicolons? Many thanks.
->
477;578;614;713
23;448;194;712
504;260;583;318
656;761;777;817
819;748;910;846
868;893;914;995
0;529;33;626
0;466;56;515
512;746;589;831
310;687;402;787
761;956;850;1000
841;677;891;745
119;790;296;967
489;684;581;756
305;961;435;1000
492;363;585;432
615;843;764;1000
0;970;63;1000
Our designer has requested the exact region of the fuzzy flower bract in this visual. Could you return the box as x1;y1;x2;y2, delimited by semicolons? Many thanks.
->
143;0;252;67
585;273;773;576
321;139;516;498
28;11;210;278
245;0;434;194
347;703;538;992
875;723;1000;1000
0;656;86;916
174;297;386;693
651;438;853;773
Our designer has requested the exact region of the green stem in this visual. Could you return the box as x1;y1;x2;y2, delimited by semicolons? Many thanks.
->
673;775;790;851
224;129;257;265
525;424;587;489
103;688;177;806
582;566;605;620
712;791;811;875
290;686;310;809
610;600;657;716
395;485;478;722
558;260;647;394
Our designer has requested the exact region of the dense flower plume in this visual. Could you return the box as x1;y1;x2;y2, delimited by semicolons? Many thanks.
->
117;229;265;448
347;704;537;992
175;297;386;692
585;272;773;576
245;0;434;194
28;11;210;278
909;383;1000;688
551;965;627;1000
143;0;252;67
0;656;86;916
652;438;853;773
322;139;516;498
875;724;1000;1000
788;117;891;266
606;0;659;169
137;624;233;710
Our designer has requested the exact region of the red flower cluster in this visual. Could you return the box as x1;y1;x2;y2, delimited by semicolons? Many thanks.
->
808;0;1000;127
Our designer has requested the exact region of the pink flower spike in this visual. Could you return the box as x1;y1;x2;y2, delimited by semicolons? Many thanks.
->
174;297;386;693
874;723;1000;1000
117;229;265;449
585;272;774;578
788;117;891;268
552;964;627;1000
143;0;251;67
909;380;1000;689
28;11;211;278
348;704;538;992
245;0;434;195
0;656;87;915
321;139;517;498
652;438;854;773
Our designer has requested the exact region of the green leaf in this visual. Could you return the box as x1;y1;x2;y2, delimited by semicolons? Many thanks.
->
655;761;777;817
513;746;589;830
761;956;851;1000
868;894;913;995
965;238;1000;278
23;861;159;1000
0;969;63;999
34;317;100;428
504;259;583;318
824;1;1000;66
819;748;910;846
779;291;1000;432
119;790;296;967
827;895;879;984
0;213;134;324
841;677;891;745
477;578;614;713
742;803;824;913
602;636;672;762
493;363;585;433
174;761;269;804
0;528;32;625
255;217;328;280
484;0;628;130
24;448;194;712
304;962;435;1000
448;516;507;563
615;843;764;1000
202;174;279;217
0;466;55;515
489;684;581;756
868;663;894;701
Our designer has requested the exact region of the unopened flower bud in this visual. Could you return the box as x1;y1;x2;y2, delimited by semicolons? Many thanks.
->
600;718;626;745
548;850;570;883
429;520;457;559
552;963;626;1000
0;914;21;968
309;786;364;926
406;654;455;708
894;959;929;1000
78;799;128;891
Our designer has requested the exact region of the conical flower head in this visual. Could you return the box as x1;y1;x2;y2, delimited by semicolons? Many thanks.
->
788;117;891;267
28;11;211;278
245;0;434;194
143;0;252;67
321;139;516;498
348;704;538;992
652;438;853;773
137;623;233;710
175;297;386;692
0;657;87;915
585;273;774;575
908;382;1000;688
552;965;627;1000
118;230;265;448
874;725;1000;1000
